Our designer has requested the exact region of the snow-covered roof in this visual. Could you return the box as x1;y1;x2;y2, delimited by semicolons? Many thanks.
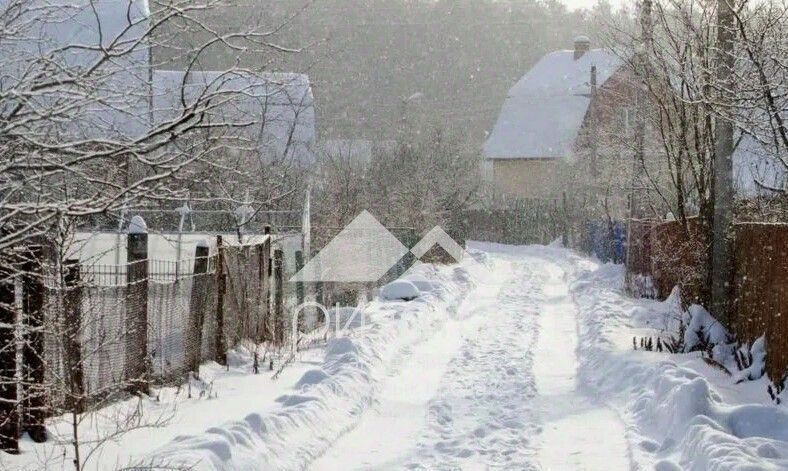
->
483;49;622;160
0;2;315;161
153;70;315;162
0;0;151;140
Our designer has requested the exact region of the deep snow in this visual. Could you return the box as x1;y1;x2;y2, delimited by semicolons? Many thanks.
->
4;243;787;470
571;262;788;471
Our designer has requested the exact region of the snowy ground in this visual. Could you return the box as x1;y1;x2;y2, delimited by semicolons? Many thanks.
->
571;260;788;471
4;242;787;470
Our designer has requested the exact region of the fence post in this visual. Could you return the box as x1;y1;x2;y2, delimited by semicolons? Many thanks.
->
295;251;304;306
215;236;227;366
273;249;284;344
0;253;19;454
562;191;570;248
295;250;305;333
258;241;270;342
125;216;149;395
21;244;46;443
187;242;210;376
62;260;84;414
315;280;324;308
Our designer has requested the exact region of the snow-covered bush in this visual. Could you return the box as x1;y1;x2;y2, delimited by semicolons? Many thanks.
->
632;287;781;397
734;336;767;384
767;374;787;405
628;273;658;299
683;304;730;354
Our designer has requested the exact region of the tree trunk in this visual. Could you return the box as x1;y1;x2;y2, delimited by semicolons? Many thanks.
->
0;255;19;454
21;244;47;443
63;260;84;414
215;236;227;366
710;0;736;326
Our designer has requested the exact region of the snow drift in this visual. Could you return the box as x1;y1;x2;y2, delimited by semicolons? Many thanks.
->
570;263;788;470
149;261;481;469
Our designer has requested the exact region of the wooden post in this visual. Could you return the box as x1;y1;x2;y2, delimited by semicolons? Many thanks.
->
316;281;324;307
273;249;284;344
562;191;569;248
315;245;325;323
295;251;304;306
0;253;19;454
215;236;227;365
187;243;210;375
62;260;84;414
590;65;599;179
125;216;149;395
21;244;47;442
258;241;270;342
294;250;305;333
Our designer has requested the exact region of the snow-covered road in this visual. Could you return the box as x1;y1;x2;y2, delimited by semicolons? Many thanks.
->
312;249;631;470
8;244;785;470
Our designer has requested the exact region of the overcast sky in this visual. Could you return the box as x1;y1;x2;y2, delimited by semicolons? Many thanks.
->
561;0;628;11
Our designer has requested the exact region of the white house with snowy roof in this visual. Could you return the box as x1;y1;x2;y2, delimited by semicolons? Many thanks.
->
483;37;622;199
153;70;315;163
484;36;785;201
0;0;315;163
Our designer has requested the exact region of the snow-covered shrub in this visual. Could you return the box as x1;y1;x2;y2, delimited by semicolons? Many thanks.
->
734;336;767;383
632;287;687;353
683;304;730;353
767;374;786;405
632;290;778;391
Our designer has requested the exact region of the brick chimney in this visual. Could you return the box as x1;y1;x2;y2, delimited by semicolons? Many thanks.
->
574;35;591;60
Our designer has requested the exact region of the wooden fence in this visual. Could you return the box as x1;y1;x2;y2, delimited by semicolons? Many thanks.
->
0;232;281;453
627;219;788;380
734;224;788;381
448;200;566;246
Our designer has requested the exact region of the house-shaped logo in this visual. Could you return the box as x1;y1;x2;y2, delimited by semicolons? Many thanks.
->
290;211;471;283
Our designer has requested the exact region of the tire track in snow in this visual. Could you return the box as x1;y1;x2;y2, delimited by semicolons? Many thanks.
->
310;258;519;470
532;259;632;471
404;261;543;470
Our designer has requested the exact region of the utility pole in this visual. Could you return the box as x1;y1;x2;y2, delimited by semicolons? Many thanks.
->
627;0;653;274
590;66;599;179
711;0;736;325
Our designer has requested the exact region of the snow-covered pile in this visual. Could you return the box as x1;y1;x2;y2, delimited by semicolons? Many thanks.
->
399;272;443;294
149;261;481;469
380;279;420;301
570;263;788;470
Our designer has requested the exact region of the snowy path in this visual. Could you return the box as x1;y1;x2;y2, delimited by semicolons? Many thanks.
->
533;262;630;471
311;251;632;470
311;259;515;470
8;245;785;470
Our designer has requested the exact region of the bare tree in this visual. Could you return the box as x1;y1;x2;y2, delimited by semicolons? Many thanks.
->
312;126;480;234
0;0;307;465
605;0;787;306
